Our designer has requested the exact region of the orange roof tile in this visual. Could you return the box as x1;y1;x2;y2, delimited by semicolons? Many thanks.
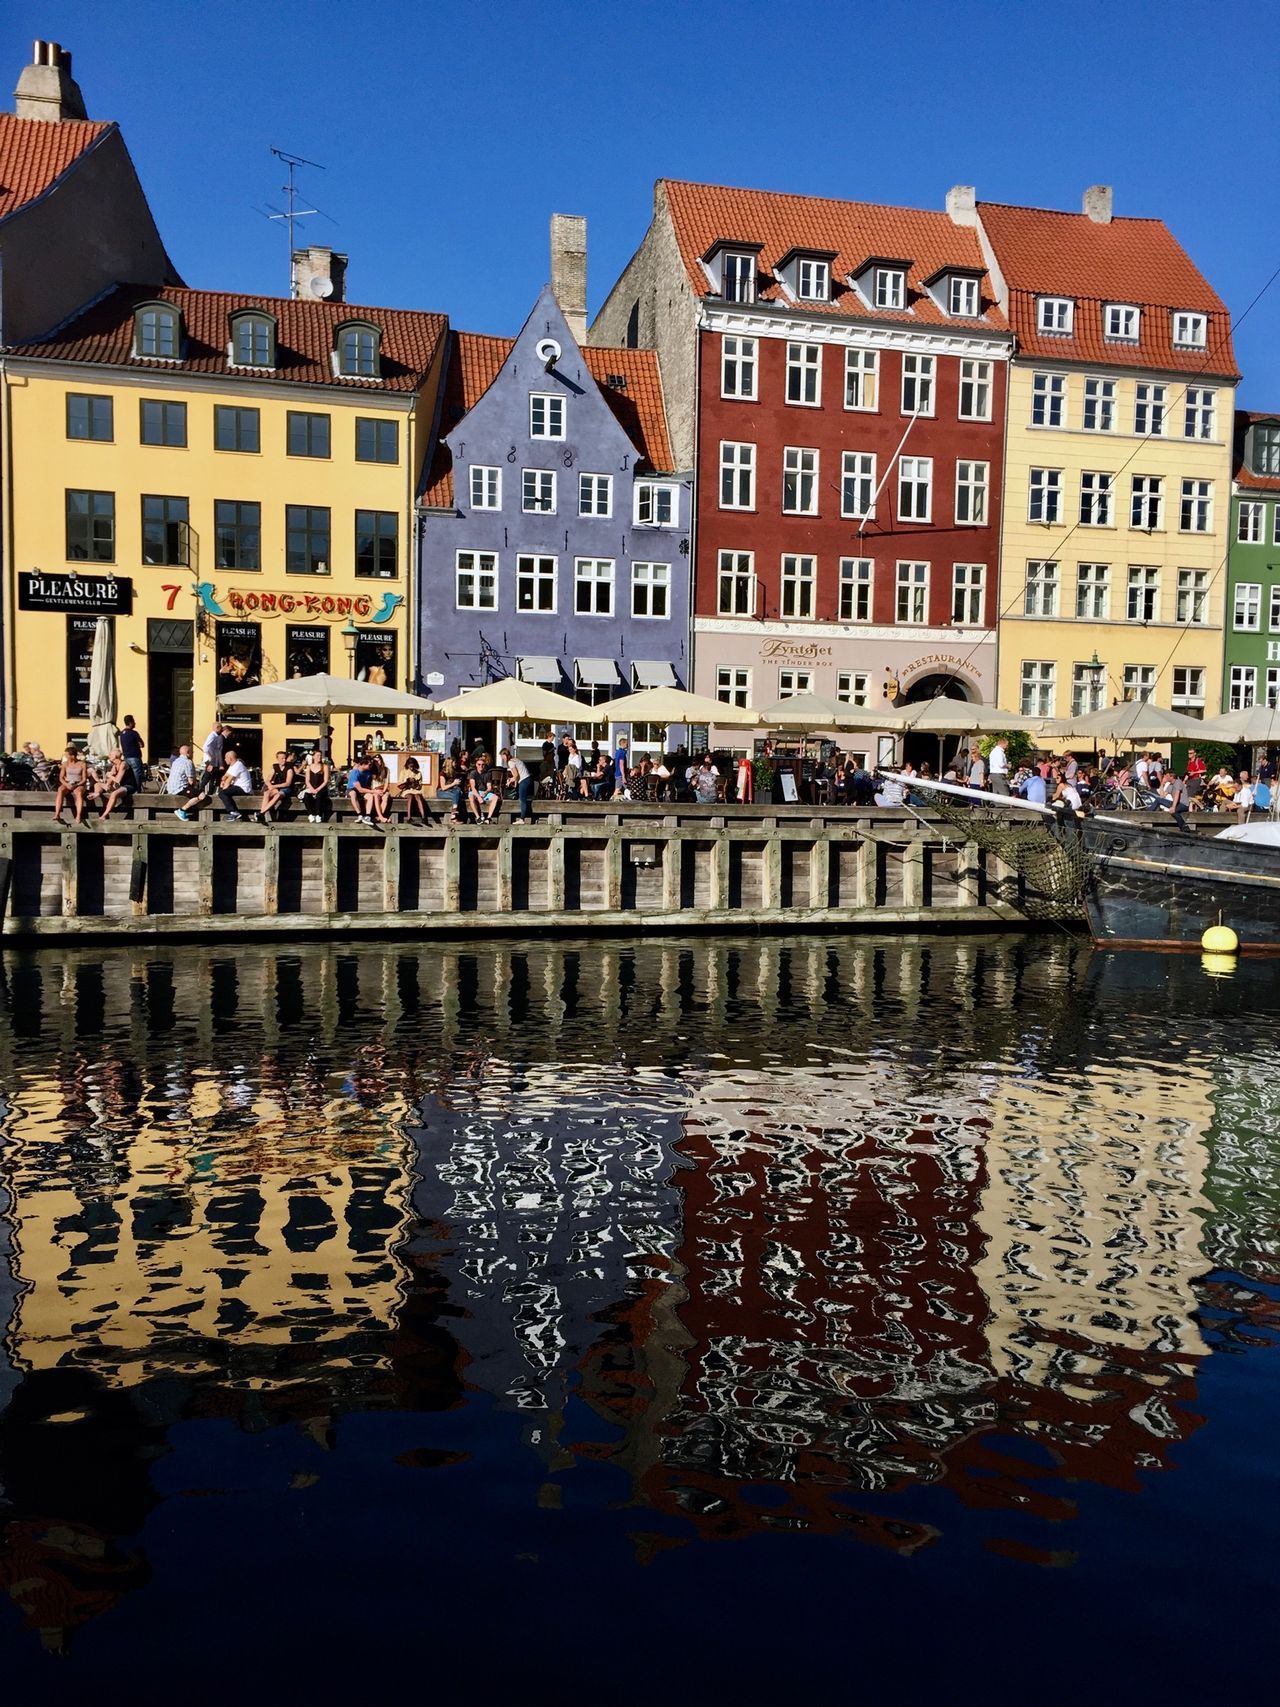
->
660;178;1008;330
978;201;1237;377
1234;411;1280;494
423;331;675;507
0;111;110;221
14;282;447;392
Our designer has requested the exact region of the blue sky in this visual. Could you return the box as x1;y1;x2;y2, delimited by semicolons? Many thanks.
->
13;0;1280;402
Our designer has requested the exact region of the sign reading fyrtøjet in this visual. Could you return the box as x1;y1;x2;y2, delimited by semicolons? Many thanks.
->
20;571;134;615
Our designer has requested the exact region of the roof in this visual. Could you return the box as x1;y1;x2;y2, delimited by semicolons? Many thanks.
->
978;201;1237;377
13;283;447;391
1234;410;1280;494
0;111;110;222
423;331;675;507
660;178;1008;330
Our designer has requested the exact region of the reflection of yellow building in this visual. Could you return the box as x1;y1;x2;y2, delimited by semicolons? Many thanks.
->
975;194;1237;719
3;259;446;765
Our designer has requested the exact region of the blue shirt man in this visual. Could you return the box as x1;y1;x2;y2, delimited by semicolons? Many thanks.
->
1021;772;1048;806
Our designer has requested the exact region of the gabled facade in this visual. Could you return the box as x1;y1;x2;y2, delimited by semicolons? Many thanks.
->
1225;412;1280;710
419;284;690;758
592;180;1012;750
975;189;1238;721
7;276;447;761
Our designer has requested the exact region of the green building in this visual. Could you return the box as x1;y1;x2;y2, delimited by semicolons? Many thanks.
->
1226;412;1280;710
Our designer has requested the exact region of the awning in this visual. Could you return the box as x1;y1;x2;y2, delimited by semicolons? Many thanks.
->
631;659;677;690
575;657;620;687
518;655;561;686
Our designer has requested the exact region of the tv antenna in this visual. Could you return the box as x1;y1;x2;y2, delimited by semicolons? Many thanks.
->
258;148;336;296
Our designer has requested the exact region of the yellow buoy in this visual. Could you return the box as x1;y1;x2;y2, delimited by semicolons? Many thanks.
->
1201;923;1239;954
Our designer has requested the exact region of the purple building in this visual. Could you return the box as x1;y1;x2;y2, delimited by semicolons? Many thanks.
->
419;279;690;761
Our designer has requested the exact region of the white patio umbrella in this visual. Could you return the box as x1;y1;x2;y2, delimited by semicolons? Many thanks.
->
217;673;437;720
1041;700;1206;744
884;697;1045;734
755;691;900;731
609;686;761;728
87;616;118;760
1195;703;1280;744
430;677;585;723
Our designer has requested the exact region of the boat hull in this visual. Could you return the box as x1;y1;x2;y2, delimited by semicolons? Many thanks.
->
1080;820;1280;951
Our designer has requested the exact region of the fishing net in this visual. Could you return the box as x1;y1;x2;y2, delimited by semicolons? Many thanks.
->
925;796;1095;921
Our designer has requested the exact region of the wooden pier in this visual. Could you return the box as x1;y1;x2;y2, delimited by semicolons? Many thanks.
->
0;794;1064;941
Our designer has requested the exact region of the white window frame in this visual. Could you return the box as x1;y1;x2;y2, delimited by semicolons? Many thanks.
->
844;349;879;411
785;342;822;406
958;358;992;421
717;549;755;616
839;557;873;622
455;549;497;610
778;667;814;698
522;468;556;514
1171;666;1206;710
1237;501;1264;544
1024;559;1059;618
955;460;988;526
836;670;871;706
1028;467;1062;524
1172;311;1207;349
469;465;501;510
895;560;930;624
1268;668;1280;710
841;451;876;519
1036;296;1074;336
1234;582;1262;632
1122;664;1157;703
948;276;979;317
897;455;932;523
719;440;755;510
780;554;816;619
782;447;819;515
1176;568;1209;626
1251;425;1280;478
1071;662;1106;717
574;557;614;616
634;481;678;527
1179;478;1212;534
1079;471;1114;528
716;665;751;708
1229;664;1257;710
722;252;756;304
1076;562;1110;620
796;258;829;301
631;561;670;619
515;553;557;613
578;472;612;517
1270;584;1280;633
1031;372;1066;428
1134;382;1166;437
1020;660;1056;716
1083;377;1116;432
952;563;985;624
1131;475;1164;531
1127;565;1160;623
1104;303;1140;342
529;393;565;439
721;334;758;401
901;353;935;417
873;268;905;310
1185;388;1216;440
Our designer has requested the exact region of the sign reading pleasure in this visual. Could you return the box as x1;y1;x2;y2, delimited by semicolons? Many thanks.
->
20;572;134;615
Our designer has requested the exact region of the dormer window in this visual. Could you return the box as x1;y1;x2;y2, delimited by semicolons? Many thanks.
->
1173;311;1207;349
1037;295;1074;336
722;252;756;303
230;310;275;368
796;258;829;301
134;302;181;360
1104;303;1140;342
948;275;979;317
873;268;906;310
1252;423;1280;478
336;321;381;378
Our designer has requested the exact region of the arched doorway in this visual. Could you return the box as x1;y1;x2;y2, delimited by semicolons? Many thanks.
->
896;673;975;772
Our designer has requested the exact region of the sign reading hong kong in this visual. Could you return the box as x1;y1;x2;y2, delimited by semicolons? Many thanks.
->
20;571;133;615
197;584;404;623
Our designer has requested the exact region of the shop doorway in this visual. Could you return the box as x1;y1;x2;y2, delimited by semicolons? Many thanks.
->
463;718;497;760
147;618;194;759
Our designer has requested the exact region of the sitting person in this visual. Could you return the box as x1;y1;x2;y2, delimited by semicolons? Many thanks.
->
468;755;501;823
95;748;138;822
299;750;332;822
54;747;90;825
167;744;199;798
346;755;376;823
365;755;393;825
587;754;614;801
253;751;297;823
23;741;54;788
215;748;253;821
436;756;464;824
398;755;428;823
691;757;721;803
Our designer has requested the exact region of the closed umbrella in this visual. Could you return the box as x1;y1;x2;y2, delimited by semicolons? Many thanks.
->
431;677;585;723
87;616;118;761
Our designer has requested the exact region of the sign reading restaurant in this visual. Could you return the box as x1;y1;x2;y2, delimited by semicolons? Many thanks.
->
19;571;133;615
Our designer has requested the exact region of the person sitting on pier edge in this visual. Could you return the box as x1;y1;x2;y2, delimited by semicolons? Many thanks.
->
211;748;252;822
1160;768;1190;827
167;744;198;798
399;755;428;824
95;747;137;823
468;753;501;823
1235;771;1256;823
253;751;297;824
436;756;464;824
178;722;232;818
346;755;377;825
299;750;332;822
365;755;393;826
119;715;145;794
54;748;90;825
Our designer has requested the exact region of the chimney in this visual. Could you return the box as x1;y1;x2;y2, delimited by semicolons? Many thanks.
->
291;246;348;303
550;213;587;343
1082;185;1113;225
946;184;977;227
14;39;87;122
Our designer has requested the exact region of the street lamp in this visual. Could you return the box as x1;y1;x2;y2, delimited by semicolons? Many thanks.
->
340;619;360;765
1084;651;1104;710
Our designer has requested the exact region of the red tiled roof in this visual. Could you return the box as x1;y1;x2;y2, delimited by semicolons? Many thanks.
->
423;331;675;507
14;283;447;391
1234;410;1280;494
978;201;1237;377
660;178;1008;330
0;111;110;221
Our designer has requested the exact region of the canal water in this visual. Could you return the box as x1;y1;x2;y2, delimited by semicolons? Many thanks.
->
0;935;1276;1703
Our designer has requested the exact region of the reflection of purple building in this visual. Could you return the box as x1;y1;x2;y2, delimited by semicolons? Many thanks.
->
419;282;690;759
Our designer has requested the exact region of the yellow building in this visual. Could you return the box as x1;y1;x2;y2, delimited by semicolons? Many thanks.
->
2;258;446;767
974;191;1237;720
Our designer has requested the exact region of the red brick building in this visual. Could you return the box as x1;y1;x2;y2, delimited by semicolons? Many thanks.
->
592;181;1013;752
